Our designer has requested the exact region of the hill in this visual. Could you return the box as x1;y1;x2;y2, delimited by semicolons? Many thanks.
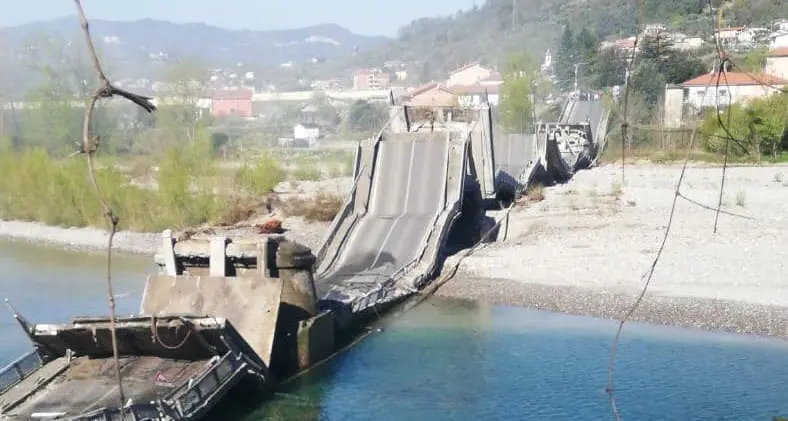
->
0;17;390;94
340;0;785;82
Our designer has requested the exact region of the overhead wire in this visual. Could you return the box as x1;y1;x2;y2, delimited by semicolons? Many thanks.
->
71;1;157;418
604;1;740;418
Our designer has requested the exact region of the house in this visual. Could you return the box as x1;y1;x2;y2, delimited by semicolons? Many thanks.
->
766;47;788;80
714;27;745;46
772;33;788;49
672;36;705;51
447;62;493;87
663;71;788;127
601;37;638;55
293;123;320;146
402;83;457;107
453;83;501;107
353;68;391;90
642;23;667;38
211;89;253;118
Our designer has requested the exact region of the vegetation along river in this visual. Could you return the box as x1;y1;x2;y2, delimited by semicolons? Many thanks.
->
0;239;786;421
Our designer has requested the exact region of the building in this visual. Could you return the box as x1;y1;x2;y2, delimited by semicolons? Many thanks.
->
663;71;788;127
353;68;391;90
402;83;457;107
766;47;788;80
601;37;637;55
672;35;705;51
772;33;788;49
714;27;745;46
453;84;501;107
452;73;504;106
293;123;320;145
211;89;253;118
447;62;493;87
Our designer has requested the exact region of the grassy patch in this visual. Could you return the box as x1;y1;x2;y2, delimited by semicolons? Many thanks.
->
290;165;322;181
0;147;283;232
525;183;545;202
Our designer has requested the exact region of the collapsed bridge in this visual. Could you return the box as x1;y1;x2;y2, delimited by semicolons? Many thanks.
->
0;96;612;421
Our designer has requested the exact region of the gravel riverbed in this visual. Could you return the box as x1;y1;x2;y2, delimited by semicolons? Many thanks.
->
438;162;788;336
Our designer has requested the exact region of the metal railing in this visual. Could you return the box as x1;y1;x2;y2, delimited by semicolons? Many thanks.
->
163;351;245;418
0;349;44;395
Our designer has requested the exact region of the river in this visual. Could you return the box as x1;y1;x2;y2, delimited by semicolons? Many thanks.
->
1;239;787;421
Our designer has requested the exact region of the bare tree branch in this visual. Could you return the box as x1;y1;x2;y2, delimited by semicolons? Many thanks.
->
72;0;157;417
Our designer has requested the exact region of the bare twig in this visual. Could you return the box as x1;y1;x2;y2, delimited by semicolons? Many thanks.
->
72;0;157;417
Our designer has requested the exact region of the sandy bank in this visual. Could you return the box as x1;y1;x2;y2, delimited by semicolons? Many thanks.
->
438;162;788;336
0;220;160;254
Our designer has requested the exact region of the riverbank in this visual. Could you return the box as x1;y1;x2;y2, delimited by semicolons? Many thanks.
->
0;220;160;254
438;162;788;337
0;176;348;255
3;162;786;337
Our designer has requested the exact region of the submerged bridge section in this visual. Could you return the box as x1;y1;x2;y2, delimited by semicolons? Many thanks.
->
544;99;611;180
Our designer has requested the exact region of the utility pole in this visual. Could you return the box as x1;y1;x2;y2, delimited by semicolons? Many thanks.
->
512;0;517;31
574;63;579;92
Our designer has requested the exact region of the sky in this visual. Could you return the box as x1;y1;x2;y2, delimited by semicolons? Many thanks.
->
1;0;475;36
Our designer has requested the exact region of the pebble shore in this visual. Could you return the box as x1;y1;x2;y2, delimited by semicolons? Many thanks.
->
438;163;788;336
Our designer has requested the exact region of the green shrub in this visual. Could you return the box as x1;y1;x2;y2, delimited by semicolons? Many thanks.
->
233;154;283;197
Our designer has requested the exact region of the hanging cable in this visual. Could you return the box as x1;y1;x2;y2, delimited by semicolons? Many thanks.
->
71;1;157;418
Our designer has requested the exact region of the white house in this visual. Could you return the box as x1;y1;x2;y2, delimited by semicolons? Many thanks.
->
452;72;503;107
293;123;320;146
771;33;788;49
454;84;500;107
447;62;494;87
663;71;788;127
766;47;788;80
682;71;787;109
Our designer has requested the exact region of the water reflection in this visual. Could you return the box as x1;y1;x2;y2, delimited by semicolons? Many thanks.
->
0;239;152;364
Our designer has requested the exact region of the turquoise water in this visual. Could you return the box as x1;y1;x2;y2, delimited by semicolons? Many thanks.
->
0;239;153;364
232;299;788;421
1;240;787;420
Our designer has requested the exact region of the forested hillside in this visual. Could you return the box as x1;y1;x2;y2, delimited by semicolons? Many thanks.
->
349;0;785;82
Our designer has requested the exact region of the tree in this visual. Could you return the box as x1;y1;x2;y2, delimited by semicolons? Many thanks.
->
699;93;788;160
589;48;628;88
499;52;538;134
345;100;387;132
555;26;577;91
153;59;210;153
18;33;101;154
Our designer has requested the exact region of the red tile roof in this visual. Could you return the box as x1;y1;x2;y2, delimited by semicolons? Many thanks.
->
404;82;439;98
681;72;788;87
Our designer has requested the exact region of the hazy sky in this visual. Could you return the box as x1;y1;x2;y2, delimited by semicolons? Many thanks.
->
2;0;474;36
